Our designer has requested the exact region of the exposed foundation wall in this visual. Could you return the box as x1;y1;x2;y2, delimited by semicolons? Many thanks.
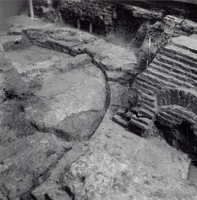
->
59;0;116;34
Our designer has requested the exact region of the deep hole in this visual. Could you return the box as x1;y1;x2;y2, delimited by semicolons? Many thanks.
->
30;194;38;200
178;121;195;140
114;7;144;43
80;21;90;32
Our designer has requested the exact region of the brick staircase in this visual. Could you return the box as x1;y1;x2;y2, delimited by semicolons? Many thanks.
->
113;34;197;136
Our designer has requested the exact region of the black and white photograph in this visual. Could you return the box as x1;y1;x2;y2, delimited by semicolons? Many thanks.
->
0;0;197;199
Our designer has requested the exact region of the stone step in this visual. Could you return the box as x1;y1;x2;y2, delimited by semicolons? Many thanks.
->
157;111;181;127
150;62;186;80
140;94;155;104
128;92;156;117
157;53;197;76
171;36;197;54
135;76;164;92
141;71;183;89
124;111;134;120
140;97;155;108
162;50;197;72
147;64;195;88
139;91;156;101
116;108;127;117
112;114;128;128
106;71;126;82
142;104;156;115
156;54;197;74
132;81;156;96
152;59;197;84
163;45;197;66
138;107;155;120
128;116;149;131
137;116;151;126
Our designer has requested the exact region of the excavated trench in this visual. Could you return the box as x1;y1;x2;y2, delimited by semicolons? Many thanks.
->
2;1;197;199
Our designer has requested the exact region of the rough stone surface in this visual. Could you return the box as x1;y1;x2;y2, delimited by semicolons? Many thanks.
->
63;110;194;200
0;132;71;200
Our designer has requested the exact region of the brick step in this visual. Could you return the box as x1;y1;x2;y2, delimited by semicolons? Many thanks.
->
130;100;156;118
140;94;155;104
163;45;197;66
128;115;150;131
140;97;155;108
156;111;181;126
171;36;197;54
157;53;197;76
157;107;197;127
135;76;164;92
152;59;197;84
136;116;151;126
147;65;196;88
127;111;152;125
116;108;127;117
139;91;156;101
132;81;156;96
138;107;155;119
112;114;128;128
142;104;156;115
141;71;185;90
120;97;156;120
